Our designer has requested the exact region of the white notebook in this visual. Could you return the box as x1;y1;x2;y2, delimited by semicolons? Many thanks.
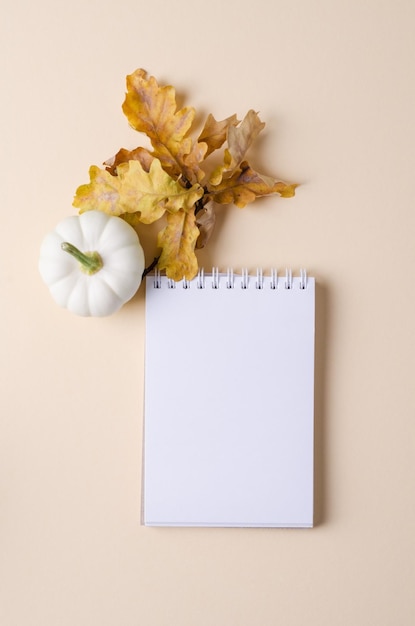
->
143;269;315;527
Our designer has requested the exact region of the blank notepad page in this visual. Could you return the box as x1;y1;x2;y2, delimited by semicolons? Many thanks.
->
144;270;315;527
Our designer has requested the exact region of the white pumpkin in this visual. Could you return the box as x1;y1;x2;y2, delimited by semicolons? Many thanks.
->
39;211;145;317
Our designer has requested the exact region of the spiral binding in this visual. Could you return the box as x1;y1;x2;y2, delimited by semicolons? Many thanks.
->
152;268;309;290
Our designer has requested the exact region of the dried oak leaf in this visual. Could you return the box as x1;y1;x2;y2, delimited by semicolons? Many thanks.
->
73;158;203;224
157;209;200;281
104;146;154;175
195;200;216;249
198;113;239;158
122;68;206;183
210;110;265;185
210;161;297;208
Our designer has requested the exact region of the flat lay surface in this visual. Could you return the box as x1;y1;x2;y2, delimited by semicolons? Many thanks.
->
1;1;414;624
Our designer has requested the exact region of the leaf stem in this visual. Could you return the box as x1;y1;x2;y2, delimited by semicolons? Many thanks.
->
142;255;160;279
194;187;210;215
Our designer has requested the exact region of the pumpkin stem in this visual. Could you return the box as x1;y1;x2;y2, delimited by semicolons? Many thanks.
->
61;242;103;275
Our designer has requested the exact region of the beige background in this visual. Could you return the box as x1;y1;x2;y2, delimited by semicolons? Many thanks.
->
1;0;414;624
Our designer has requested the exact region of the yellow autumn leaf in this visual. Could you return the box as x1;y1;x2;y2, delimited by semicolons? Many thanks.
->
72;68;300;283
157;209;200;281
210;161;297;208
210;110;265;185
198;113;239;157
73;158;203;224
122;68;204;182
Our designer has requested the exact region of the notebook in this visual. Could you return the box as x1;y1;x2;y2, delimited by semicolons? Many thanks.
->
143;268;315;527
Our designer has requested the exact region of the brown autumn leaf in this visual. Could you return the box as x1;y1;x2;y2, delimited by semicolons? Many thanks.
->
122;68;205;183
209;161;297;208
210;110;265;185
157;209;200;281
104;146;154;175
195;200;216;249
198;113;239;157
182;140;208;183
